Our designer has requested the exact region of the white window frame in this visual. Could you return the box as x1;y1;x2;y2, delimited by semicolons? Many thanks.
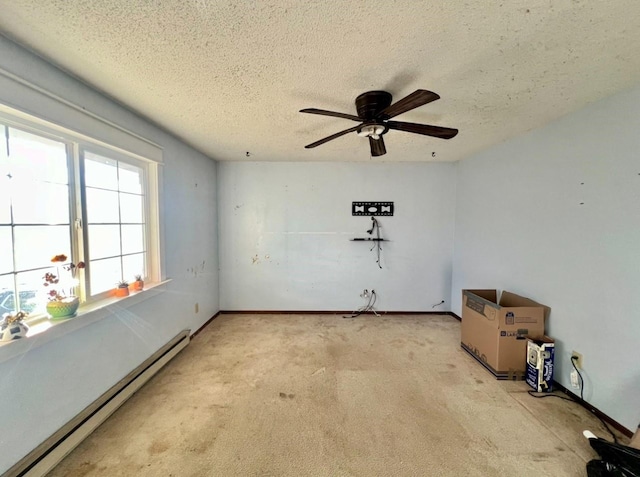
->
0;105;162;323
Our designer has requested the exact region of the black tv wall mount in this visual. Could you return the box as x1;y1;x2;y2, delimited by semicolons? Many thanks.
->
352;201;394;216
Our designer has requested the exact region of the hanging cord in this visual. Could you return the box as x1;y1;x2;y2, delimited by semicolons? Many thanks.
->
570;355;618;443
527;390;574;402
527;356;618;443
343;290;379;319
369;290;379;316
343;291;373;319
367;217;383;269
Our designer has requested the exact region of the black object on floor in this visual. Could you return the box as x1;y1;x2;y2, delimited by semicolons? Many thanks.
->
586;436;640;477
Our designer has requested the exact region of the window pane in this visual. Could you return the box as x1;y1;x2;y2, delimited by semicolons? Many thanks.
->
84;150;150;297
89;257;121;295
12;182;69;224
122;253;145;283
121;224;144;255
84;152;118;190
118;161;143;194
0;299;17;317
14;225;70;271
16;269;47;315
86;188;119;223
88;224;121;260
0;179;10;224
120;193;143;223
0;132;11;224
0;274;15;314
8;128;68;184
0;227;13;274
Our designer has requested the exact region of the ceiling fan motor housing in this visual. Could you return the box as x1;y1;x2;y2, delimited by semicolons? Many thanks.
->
355;91;393;120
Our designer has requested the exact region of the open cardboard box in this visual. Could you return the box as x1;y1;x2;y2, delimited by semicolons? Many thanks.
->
461;289;550;379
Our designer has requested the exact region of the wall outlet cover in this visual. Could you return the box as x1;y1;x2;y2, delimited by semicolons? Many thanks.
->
571;369;580;389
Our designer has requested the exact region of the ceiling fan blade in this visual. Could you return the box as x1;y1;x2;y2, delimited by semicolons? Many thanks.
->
386;120;458;139
369;136;386;156
299;108;361;121
304;124;362;148
377;90;440;119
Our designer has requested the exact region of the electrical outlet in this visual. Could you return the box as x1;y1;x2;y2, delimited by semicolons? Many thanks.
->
571;351;583;369
571;370;580;389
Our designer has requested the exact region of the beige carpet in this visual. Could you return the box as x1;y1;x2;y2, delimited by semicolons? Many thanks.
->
49;313;625;476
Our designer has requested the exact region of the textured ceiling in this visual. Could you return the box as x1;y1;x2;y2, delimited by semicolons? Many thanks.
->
0;1;639;162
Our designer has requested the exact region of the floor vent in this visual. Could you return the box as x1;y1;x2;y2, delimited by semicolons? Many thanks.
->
7;329;191;477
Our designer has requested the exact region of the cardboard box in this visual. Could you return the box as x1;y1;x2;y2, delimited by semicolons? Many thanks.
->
525;336;555;392
461;289;548;379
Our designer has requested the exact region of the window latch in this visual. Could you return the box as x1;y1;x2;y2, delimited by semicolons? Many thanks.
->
75;218;83;230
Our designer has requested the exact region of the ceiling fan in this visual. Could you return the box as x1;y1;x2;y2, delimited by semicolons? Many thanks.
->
300;89;458;157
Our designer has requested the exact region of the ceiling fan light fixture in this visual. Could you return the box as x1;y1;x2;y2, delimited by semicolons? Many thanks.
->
357;124;386;138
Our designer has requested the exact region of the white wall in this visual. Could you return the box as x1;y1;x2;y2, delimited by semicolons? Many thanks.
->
219;162;456;311
452;85;640;430
0;36;219;473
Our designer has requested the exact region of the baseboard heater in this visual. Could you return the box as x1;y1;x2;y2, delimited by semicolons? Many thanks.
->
6;329;191;477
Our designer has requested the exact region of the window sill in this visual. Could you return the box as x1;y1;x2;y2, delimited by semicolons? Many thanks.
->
0;279;171;364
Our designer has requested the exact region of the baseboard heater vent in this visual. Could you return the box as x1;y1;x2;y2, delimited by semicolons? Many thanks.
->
7;329;191;477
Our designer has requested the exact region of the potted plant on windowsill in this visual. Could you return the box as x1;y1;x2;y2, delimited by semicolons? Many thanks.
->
1;311;29;342
132;274;144;291
115;280;130;297
43;254;84;320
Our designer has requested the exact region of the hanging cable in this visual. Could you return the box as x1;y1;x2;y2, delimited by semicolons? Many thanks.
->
344;290;378;318
527;357;618;443
369;290;379;316
571;356;618;443
367;217;383;269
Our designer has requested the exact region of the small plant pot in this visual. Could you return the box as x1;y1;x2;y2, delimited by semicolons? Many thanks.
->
132;280;144;291
115;287;130;298
46;296;80;320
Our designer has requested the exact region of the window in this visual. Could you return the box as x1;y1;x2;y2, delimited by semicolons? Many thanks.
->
84;150;147;296
0;113;160;321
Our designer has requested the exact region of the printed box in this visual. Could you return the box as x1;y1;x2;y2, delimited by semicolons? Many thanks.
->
526;336;555;392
